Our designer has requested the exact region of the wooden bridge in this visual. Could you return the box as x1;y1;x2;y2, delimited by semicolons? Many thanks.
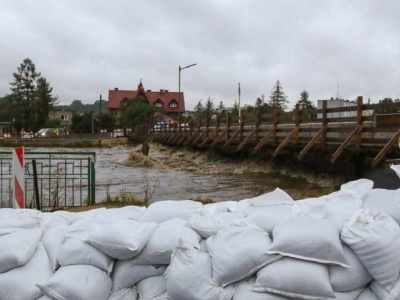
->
149;97;400;168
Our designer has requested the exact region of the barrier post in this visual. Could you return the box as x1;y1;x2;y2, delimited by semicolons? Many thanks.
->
12;146;25;209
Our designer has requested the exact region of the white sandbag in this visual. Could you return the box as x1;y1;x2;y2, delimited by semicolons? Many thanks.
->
362;188;400;225
40;210;76;228
85;219;158;260
370;275;400;300
329;244;372;292
233;277;288;300
139;200;203;223
268;216;348;267
72;207;108;222
188;212;241;238
206;219;281;286
247;188;294;207
57;236;114;273
199;239;208;252
41;224;70;271
0;213;41;230
253;257;335;300
136;275;167;300
333;288;364;300
340;179;374;200
356;287;379;300
37;265;112;300
390;164;400;179
245;204;292;234
165;240;235;300
90;206;145;224
112;262;166;293
201;201;238;216
109;287;138;300
341;209;400;292
292;191;362;230
132;218;201;265
0;243;53;300
0;227;42;273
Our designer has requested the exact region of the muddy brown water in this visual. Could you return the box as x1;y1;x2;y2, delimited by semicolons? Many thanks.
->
2;146;349;204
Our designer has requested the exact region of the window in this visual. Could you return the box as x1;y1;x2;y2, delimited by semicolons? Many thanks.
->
155;102;163;108
170;102;178;108
60;114;68;121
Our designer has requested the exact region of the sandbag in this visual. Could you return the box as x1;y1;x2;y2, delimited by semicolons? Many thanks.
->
41;224;70;271
90;206;145;224
40;210;76;228
370;275;400;300
165;240;235;300
0;213;41;230
253;257;335;300
0;243;53;300
112;262;166;293
356;287;379;300
132;218;201;265
37;265;112;300
201;201;238;216
333;288;364;300
0;227;42;273
247;188;294;207
328;244;372;292
341;209;400;292
109;287;138;300
233;277;288;300
362;188;400;225
85;218;158;260
139;200;203;223
268;216;348;267
188;212;241;238
339;179;374;200
245;204;292;234
135;275;167;300
206;219;281;286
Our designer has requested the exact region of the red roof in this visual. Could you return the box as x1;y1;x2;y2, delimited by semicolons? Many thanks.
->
108;82;185;113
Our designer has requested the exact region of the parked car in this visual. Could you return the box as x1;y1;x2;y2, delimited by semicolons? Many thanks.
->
34;128;65;138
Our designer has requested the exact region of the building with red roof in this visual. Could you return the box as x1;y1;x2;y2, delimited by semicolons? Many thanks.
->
108;82;185;121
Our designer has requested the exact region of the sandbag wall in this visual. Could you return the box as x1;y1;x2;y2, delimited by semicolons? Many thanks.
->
0;178;400;300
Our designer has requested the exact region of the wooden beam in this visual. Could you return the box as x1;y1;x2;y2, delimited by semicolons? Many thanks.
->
200;128;218;147
211;128;229;148
298;126;327;160
330;125;363;163
236;128;258;152
253;128;277;152
223;129;241;148
192;130;207;145
273;126;300;157
371;129;400;167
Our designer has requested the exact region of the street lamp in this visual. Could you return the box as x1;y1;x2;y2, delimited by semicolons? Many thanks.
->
178;63;197;111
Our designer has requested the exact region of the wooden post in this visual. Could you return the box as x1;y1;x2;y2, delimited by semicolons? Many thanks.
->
322;100;328;148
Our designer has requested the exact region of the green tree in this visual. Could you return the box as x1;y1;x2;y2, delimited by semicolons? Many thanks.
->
204;98;215;127
71;112;93;133
374;98;399;114
255;97;264;109
194;100;204;114
119;98;155;140
0;95;14;122
296;90;316;110
34;77;59;131
9;58;41;131
268;80;289;111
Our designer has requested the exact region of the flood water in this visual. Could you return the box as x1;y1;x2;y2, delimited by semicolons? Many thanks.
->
2;146;334;204
91;146;327;203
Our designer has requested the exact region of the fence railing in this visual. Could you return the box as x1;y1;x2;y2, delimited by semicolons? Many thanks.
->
0;151;96;211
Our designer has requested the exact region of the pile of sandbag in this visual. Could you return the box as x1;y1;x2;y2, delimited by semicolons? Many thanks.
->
1;178;400;300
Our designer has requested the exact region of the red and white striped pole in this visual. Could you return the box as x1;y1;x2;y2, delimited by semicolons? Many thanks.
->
12;146;25;209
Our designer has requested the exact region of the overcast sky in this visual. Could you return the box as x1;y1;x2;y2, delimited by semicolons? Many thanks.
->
1;1;400;110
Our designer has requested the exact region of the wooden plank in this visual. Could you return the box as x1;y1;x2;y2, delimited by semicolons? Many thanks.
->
273;126;300;157
371;129;400;167
330;125;363;163
223;129;241;148
192;130;207;145
298;126;327;160
253;128;277;152
236;129;258;152
211;128;229;148
200;129;218;147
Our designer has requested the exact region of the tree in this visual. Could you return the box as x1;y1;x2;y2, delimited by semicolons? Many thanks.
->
374;98;400;114
0;95;14;122
296;90;316;110
268;80;289;111
255;97;264;109
194;100;204;114
218;101;225;112
9;58;41;131
119;98;155;140
34;77;59;130
204;98;215;127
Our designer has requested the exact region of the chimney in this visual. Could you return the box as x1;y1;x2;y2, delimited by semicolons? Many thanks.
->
114;87;118;91
160;89;164;93
147;90;151;92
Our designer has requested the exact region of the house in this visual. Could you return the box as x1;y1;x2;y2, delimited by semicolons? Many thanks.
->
317;97;373;119
107;82;185;120
49;110;73;127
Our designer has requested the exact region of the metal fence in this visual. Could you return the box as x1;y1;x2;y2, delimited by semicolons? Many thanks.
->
0;151;96;211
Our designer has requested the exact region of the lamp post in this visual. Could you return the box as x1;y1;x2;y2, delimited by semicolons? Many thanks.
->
178;63;197;116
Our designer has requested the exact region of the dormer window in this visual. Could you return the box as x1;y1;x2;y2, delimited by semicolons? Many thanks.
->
169;100;178;108
154;100;163;108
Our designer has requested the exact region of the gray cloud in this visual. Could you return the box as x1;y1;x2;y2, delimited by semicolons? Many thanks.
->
1;0;400;110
